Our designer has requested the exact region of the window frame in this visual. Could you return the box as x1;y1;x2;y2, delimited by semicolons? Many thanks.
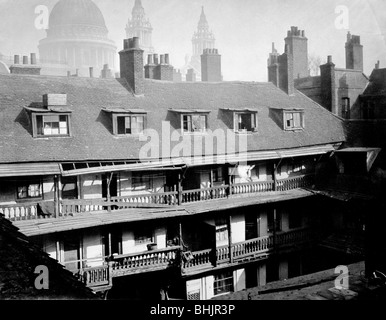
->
283;110;304;131
180;113;208;134
214;271;234;296
233;111;258;133
114;113;146;136
16;179;43;200
32;112;72;138
134;227;154;245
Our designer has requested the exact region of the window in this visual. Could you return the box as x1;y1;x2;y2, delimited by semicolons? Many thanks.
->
212;168;223;183
362;101;375;120
214;272;234;295
132;172;152;191
117;115;144;134
215;217;228;244
134;227;154;245
61;176;78;200
36;114;69;136
234;112;257;132
342;98;350;119
17;181;42;199
267;210;281;233
182;114;207;133
284;112;304;130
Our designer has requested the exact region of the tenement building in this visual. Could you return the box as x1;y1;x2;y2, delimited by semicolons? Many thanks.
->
1;35;360;300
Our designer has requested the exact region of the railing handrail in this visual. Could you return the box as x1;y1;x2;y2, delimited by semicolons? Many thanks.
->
0;200;48;208
111;191;178;200
231;180;274;188
181;185;229;194
111;246;181;260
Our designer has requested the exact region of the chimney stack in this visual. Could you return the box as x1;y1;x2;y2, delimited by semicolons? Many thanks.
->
201;48;222;82
119;37;145;95
345;32;363;71
186;68;196;82
67;71;71;77
30;53;37;65
375;60;380;70
277;51;295;95
320;55;336;113
9;53;41;75
89;67;94;78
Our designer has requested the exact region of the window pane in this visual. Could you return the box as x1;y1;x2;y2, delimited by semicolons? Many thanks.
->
117;117;126;134
51;122;59;135
183;115;191;132
36;115;43;136
17;186;27;199
43;123;52;135
44;115;59;123
293;113;301;128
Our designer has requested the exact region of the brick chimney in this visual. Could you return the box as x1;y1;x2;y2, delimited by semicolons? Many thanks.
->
101;64;112;78
277;45;295;95
144;54;156;79
119;37;144;95
186;69;196;82
345;32;363;71
320;55;336;113
201;48;222;82
9;53;41;75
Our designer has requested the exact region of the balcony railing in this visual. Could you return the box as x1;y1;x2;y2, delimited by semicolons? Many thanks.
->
182;228;314;272
1;174;314;221
74;264;111;290
110;246;181;277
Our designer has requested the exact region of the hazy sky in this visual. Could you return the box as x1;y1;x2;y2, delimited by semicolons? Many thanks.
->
0;0;385;81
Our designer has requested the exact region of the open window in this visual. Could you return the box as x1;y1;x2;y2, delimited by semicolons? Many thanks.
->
221;108;258;133
284;111;304;130
102;108;147;135
169;109;210;134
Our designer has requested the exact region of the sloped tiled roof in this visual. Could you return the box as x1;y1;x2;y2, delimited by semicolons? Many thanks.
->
361;68;386;96
0;214;96;299
0;73;346;164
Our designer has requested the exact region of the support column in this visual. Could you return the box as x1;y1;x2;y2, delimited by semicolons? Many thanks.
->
228;215;233;264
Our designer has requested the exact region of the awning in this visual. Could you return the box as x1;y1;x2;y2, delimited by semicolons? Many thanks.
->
0;163;61;177
59;144;336;176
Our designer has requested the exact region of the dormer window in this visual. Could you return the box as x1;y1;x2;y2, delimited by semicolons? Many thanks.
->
24;94;72;138
221;108;258;133
117;115;144;134
183;114;207;133
169;109;210;134
284;110;304;130
102;108;147;136
37;115;69;136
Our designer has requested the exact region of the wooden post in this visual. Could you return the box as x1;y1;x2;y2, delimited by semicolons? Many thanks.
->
54;175;60;218
178;173;182;205
108;232;112;258
228;215;233;264
273;163;277;191
107;172;113;212
273;208;277;255
210;169;214;199
228;167;233;196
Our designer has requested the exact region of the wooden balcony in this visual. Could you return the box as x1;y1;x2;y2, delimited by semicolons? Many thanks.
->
1;174;314;222
63;229;314;292
110;246;181;277
182;228;315;275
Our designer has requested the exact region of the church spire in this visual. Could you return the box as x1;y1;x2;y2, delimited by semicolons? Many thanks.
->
126;0;154;56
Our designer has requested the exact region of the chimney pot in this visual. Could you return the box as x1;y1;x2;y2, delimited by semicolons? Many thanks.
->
124;39;130;50
153;54;159;65
67;71;71;77
89;67;94;78
165;54;170;65
160;54;165;64
14;55;20;64
23;56;28;65
30;53;37;65
147;54;154;65
327;55;333;64
132;37;140;49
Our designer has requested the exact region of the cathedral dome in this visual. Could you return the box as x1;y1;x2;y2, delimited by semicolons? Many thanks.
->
48;0;108;38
